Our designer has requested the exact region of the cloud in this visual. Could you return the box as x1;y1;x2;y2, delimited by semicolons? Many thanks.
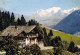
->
0;7;6;11
27;7;79;27
0;0;6;5
0;6;78;27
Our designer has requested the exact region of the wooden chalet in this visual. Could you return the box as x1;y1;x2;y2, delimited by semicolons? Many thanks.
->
0;25;39;47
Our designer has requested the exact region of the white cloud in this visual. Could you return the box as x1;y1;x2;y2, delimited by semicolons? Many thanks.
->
0;7;6;11
0;7;78;27
27;7;79;27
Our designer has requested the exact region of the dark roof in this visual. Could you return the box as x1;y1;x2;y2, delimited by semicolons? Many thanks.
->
0;25;36;36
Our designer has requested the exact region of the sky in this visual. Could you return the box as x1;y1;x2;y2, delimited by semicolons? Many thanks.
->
0;0;80;15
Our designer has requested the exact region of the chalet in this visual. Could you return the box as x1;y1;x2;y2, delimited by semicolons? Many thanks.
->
0;25;43;47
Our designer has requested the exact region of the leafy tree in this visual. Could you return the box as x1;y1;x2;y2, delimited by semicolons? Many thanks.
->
62;41;69;50
53;47;63;55
19;46;31;55
34;26;44;40
21;15;26;25
30;44;41;55
0;36;19;55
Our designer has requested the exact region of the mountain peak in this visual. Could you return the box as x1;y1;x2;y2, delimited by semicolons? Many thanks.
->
53;9;80;35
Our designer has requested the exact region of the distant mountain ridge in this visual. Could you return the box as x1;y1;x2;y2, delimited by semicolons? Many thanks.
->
53;10;80;36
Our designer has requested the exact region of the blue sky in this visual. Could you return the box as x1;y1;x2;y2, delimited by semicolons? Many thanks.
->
0;0;80;15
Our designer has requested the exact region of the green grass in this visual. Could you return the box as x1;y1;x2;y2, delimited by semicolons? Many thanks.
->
0;54;5;55
41;49;76;55
62;50;77;55
42;26;80;45
41;49;54;55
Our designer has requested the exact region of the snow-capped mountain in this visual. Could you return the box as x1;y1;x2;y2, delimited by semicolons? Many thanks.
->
27;7;78;26
53;10;80;36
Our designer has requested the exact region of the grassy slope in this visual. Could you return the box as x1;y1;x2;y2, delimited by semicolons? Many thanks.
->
42;26;80;45
41;49;76;55
62;50;77;55
41;49;54;55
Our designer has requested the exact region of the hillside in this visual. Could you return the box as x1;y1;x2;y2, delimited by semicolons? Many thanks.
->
42;26;80;45
53;10;80;36
41;49;77;55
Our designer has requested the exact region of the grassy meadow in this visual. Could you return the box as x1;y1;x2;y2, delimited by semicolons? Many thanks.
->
42;26;80;45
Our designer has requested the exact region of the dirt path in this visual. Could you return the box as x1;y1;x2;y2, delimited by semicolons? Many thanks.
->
0;52;6;54
40;46;54;50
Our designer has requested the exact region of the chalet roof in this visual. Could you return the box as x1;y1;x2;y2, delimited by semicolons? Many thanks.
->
0;25;36;36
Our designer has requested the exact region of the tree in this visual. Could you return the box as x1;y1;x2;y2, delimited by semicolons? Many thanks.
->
0;10;2;30
21;15;26;25
62;41;69;50
48;30;53;36
51;36;62;47
0;11;11;31
0;36;19;55
53;37;63;55
17;18;21;25
34;26;44;40
28;19;39;26
67;41;77;53
43;28;51;46
19;46;31;55
53;47;63;55
10;12;15;25
30;44;41;55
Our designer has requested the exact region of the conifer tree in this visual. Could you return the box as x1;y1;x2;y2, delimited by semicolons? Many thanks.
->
10;12;15;25
17;18;21;25
48;30;53;36
43;28;51;46
0;11;2;30
28;19;39;26
21;15;26;25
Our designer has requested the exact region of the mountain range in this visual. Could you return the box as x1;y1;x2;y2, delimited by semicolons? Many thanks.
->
53;10;80;36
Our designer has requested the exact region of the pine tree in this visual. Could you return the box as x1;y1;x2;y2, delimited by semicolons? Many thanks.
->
0;11;2;30
48;30;53;36
17;18;21;25
51;36;62;47
7;11;11;25
21;15;26;25
67;41;75;53
28;19;39;26
10;12;15;25
43;28;51;46
1;11;6;30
